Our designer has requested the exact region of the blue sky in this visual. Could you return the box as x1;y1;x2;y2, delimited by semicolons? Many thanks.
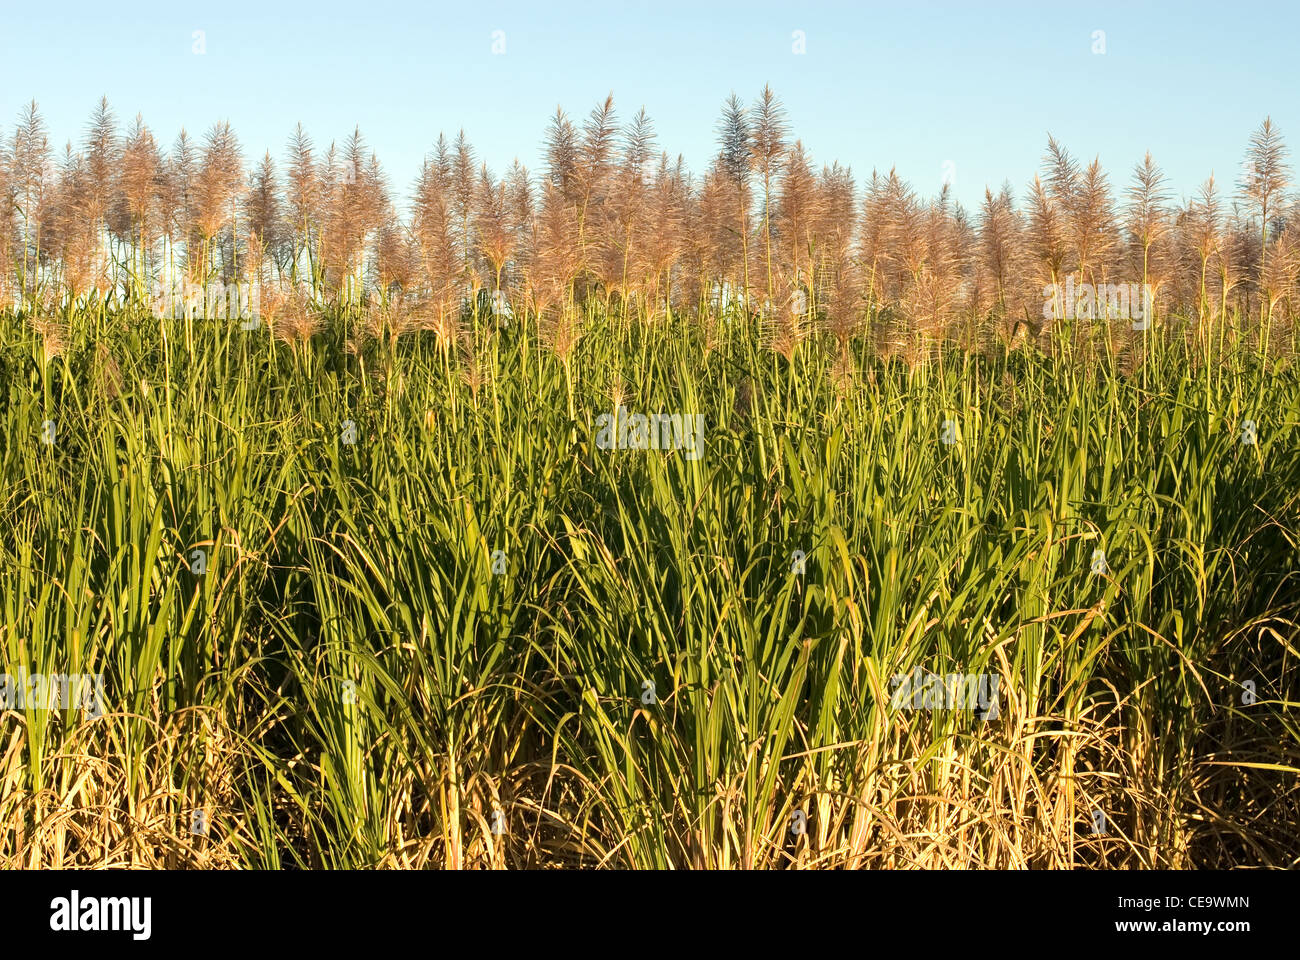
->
2;0;1295;214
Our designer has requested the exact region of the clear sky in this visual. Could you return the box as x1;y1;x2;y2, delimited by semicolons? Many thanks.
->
2;0;1296;215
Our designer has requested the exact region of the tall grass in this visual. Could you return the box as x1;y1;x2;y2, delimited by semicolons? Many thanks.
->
1;295;1296;869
